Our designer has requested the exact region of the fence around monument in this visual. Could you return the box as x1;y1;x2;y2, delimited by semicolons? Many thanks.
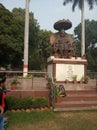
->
0;70;97;110
0;70;56;109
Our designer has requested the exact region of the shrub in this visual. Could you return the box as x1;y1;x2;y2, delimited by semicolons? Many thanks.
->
6;96;49;110
32;97;49;108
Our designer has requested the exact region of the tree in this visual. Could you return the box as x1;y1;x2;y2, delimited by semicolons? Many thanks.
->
0;4;52;71
74;19;97;71
23;0;29;77
35;30;52;71
0;4;40;70
74;20;97;49
0;4;15;67
63;0;97;56
12;7;40;70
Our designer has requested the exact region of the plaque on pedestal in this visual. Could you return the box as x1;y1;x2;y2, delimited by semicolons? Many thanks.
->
47;56;87;83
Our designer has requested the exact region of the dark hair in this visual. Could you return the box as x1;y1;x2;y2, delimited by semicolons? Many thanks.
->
0;72;6;84
0;72;6;77
0;77;3;84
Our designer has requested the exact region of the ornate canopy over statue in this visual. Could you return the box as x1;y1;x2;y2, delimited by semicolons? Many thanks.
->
54;19;72;31
50;19;76;58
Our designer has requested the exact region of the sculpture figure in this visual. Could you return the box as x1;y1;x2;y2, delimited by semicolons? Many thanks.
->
50;19;76;58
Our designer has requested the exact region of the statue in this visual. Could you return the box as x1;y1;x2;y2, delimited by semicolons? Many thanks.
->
50;19;76;58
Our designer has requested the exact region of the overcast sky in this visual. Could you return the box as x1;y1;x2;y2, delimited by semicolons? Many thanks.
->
0;0;97;34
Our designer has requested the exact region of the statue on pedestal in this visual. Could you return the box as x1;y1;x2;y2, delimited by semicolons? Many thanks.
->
50;19;76;58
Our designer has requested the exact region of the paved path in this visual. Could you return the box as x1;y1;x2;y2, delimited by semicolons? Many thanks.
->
59;79;97;90
6;78;97;91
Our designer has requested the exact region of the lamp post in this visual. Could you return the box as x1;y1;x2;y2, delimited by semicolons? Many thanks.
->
23;0;30;77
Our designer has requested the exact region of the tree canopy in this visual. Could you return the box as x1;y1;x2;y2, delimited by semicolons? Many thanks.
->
74;19;97;71
0;3;97;72
0;3;52;70
63;0;97;11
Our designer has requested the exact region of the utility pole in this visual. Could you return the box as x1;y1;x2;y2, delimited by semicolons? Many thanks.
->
23;0;29;77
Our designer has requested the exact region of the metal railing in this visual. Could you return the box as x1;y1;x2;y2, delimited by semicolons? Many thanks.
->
0;70;55;109
87;71;97;87
1;70;97;110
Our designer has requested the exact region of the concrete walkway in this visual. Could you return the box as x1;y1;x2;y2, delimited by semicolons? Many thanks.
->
60;79;97;90
6;77;97;91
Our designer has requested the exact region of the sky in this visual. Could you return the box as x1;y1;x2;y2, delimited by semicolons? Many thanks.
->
0;0;97;34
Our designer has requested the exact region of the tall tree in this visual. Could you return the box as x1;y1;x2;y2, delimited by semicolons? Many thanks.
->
37;30;52;71
63;0;97;56
12;7;40;70
0;4;15;67
0;4;40;70
74;19;97;71
23;0;30;77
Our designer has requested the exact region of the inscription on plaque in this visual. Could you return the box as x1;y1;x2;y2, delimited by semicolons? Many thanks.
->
66;65;73;81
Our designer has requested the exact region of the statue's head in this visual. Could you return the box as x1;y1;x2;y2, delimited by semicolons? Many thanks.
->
59;29;65;34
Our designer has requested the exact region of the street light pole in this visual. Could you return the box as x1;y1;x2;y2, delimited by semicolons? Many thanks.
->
23;0;29;77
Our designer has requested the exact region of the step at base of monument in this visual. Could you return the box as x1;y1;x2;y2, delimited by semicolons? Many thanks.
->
54;106;97;111
54;90;97;111
57;95;97;102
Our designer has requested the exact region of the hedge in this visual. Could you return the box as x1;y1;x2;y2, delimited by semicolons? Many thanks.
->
6;96;49;110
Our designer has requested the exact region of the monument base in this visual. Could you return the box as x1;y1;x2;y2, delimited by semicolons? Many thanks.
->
47;56;87;82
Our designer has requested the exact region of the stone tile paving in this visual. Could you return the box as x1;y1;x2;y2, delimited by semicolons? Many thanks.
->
6;78;97;91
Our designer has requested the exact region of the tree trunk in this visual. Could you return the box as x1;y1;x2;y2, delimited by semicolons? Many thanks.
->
81;0;85;57
23;0;30;77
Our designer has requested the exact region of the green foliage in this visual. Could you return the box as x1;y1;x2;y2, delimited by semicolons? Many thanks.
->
18;74;33;79
32;97;48;108
72;75;77;81
6;96;49;110
74;19;97;72
6;96;32;110
34;30;52;70
0;4;14;67
63;0;97;11
10;78;20;85
54;84;60;97
84;75;89;83
74;20;97;49
0;4;53;70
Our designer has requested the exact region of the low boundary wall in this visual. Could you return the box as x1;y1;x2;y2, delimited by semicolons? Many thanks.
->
7;90;50;99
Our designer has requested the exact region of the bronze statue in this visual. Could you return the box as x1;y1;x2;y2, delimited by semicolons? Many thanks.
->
50;19;76;58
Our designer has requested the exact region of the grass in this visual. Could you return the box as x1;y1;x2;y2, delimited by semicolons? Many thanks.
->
5;110;97;130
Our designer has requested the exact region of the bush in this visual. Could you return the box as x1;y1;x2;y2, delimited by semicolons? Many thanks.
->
6;96;49;110
32;97;49;108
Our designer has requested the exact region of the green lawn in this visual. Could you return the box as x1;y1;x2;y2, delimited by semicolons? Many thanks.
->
5;110;97;130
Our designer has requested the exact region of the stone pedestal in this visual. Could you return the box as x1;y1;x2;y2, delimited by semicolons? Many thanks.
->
47;56;87;82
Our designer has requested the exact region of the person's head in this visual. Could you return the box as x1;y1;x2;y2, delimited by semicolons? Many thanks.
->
0;72;6;88
0;77;3;88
